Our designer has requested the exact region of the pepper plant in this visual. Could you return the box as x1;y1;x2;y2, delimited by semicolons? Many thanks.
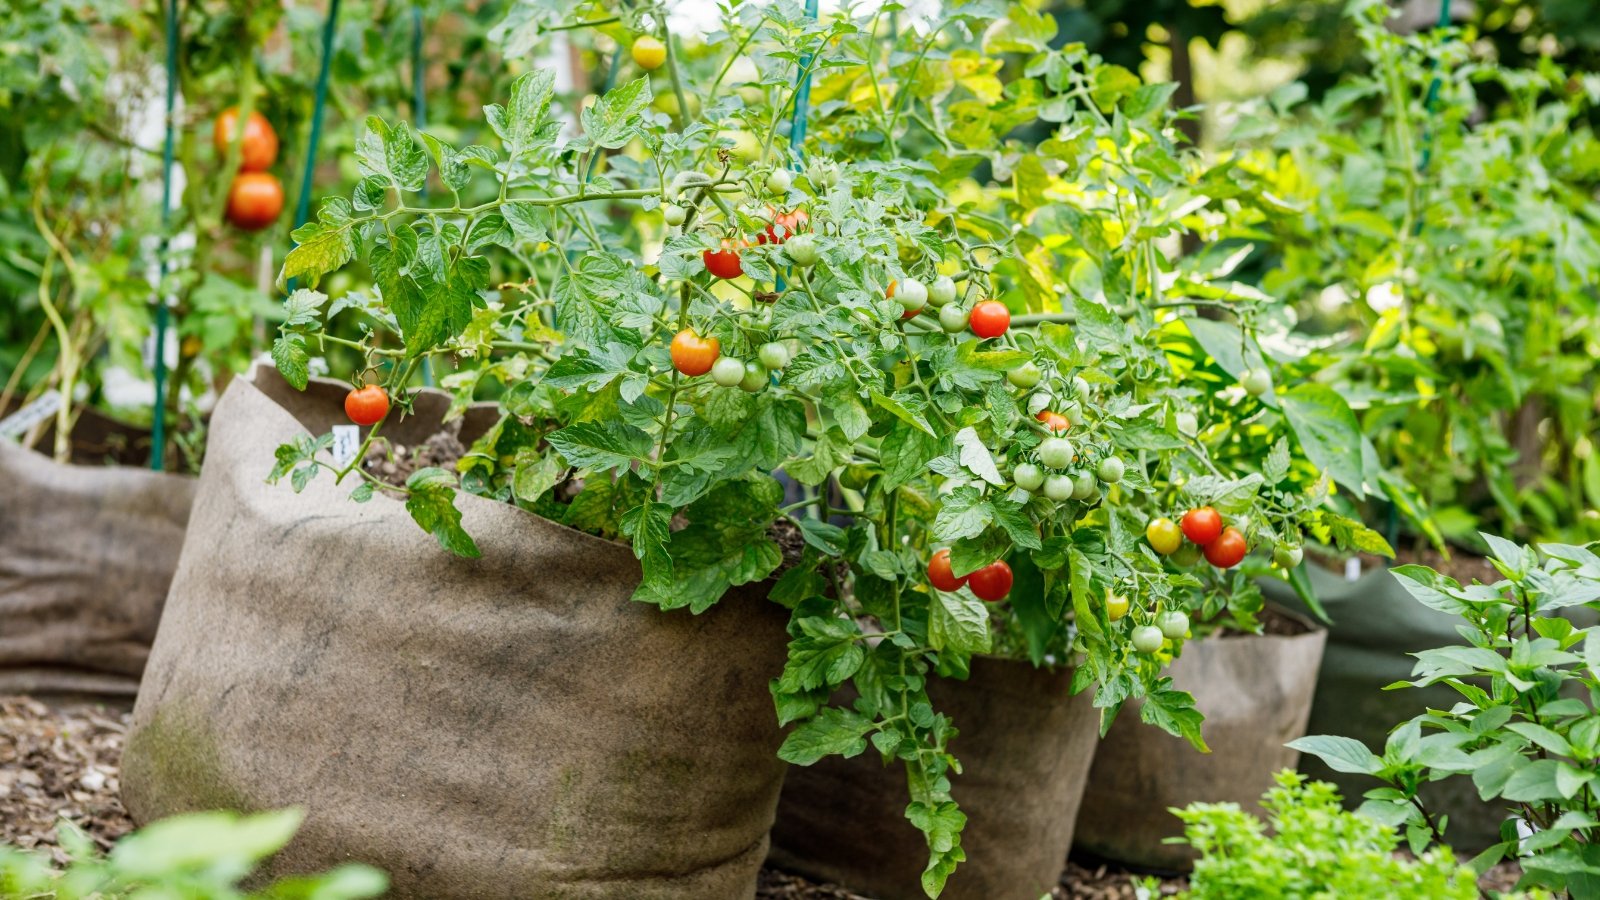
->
267;2;1386;892
1291;535;1600;896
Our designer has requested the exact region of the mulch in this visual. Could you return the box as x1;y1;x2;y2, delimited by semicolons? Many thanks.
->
0;694;1516;897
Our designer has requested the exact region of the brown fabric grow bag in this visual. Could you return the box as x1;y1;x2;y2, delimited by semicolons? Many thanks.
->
121;368;792;900
1073;608;1326;871
767;657;1099;900
0;411;195;699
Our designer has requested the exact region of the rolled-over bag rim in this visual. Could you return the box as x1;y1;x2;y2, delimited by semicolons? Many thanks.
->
243;366;654;574
0;423;195;488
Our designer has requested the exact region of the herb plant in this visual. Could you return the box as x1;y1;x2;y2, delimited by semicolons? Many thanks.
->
0;808;386;899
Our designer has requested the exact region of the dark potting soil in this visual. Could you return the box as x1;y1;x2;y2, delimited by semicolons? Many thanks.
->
363;421;814;569
1212;603;1314;639
0;694;1530;897
362;417;470;485
1363;544;1502;587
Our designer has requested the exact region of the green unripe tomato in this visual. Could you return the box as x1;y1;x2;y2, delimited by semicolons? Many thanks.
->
1043;474;1074;502
662;203;686;226
758;342;790;370
1176;411;1199;437
1171;543;1202;567
1071;471;1097;501
1274;545;1304;569
1061;401;1083;426
711;357;745;387
1038;437;1074;469
1132;625;1165;654
894;278;928;311
1072;375;1091;397
1157;610;1190;640
740;360;768;392
766;168;794;194
786;233;819;267
1006;362;1042;390
939;305;969;333
1013;462;1045;492
839;464;873;491
1097;456;1125;484
807;160;838;189
1241;368;1272;397
929;275;957;307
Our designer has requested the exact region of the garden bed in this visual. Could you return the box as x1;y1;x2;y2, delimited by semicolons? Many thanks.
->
1;694;1186;898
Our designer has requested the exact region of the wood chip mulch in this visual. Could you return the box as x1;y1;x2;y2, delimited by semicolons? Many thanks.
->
0;695;135;864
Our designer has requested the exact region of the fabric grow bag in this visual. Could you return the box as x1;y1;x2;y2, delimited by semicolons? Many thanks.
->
1259;562;1520;851
121;368;792;899
767;656;1099;900
0;411;195;699
1073;607;1326;871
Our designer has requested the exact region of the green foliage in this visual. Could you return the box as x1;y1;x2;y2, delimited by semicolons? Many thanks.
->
1174;770;1483;900
265;4;1380;893
1234;0;1600;546
1291;535;1600;896
0;808;386;899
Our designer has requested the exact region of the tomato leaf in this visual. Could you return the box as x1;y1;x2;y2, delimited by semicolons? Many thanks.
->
580;76;653;149
777;706;872;765
404;468;481;559
1281;383;1367;499
270;335;310;391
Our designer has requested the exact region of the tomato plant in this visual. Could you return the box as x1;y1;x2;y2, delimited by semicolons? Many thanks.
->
261;4;1395;892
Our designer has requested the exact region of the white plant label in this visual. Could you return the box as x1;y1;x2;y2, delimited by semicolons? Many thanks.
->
0;390;62;440
1344;557;1362;582
331;425;361;467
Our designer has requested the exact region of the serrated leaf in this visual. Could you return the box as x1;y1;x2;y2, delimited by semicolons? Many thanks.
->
404;468;481;558
581;76;653;149
271;335;310;390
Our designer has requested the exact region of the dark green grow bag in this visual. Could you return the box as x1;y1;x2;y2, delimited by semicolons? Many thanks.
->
1261;562;1509;850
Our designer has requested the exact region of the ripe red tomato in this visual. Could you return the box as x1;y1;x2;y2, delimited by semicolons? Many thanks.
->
1204;527;1248;568
225;172;284;231
1036;410;1070;433
670;329;720;376
968;300;1010;339
344;385;389;426
1181;506;1223;545
927;548;967;593
968;560;1013;602
758;207;808;245
703;240;744;279
213;106;278;172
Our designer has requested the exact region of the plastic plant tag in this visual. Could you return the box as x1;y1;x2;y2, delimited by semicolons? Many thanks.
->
331;424;361;467
1344;557;1362;582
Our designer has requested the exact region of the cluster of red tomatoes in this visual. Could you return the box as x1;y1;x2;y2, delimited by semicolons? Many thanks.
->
1144;506;1247;569
926;549;1012;602
214;106;284;232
